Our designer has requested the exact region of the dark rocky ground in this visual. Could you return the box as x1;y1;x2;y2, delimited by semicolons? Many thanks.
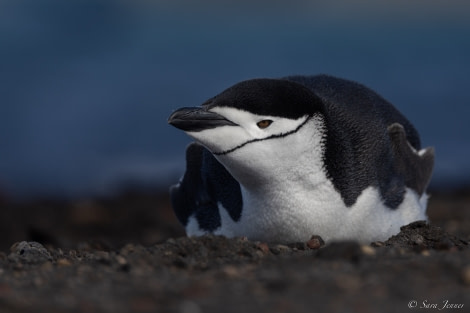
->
0;188;469;313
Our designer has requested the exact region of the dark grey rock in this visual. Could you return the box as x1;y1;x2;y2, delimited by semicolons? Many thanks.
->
8;241;52;264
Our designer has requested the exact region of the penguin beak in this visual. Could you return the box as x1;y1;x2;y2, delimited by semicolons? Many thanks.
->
168;107;237;132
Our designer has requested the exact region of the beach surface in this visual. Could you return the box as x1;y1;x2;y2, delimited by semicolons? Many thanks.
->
0;189;469;313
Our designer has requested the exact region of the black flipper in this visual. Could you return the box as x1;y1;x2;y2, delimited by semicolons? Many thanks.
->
170;142;243;232
388;123;434;195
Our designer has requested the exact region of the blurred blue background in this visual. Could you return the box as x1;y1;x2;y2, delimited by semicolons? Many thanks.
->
1;0;469;200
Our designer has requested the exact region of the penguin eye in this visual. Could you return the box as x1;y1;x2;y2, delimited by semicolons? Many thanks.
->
256;120;273;129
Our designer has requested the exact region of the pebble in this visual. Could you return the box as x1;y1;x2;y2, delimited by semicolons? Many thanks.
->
370;241;385;247
165;238;177;245
115;255;131;272
360;245;376;256
421;250;431;257
287;242;307;251
255;250;265;258
57;258;72;266
256;242;270;254
95;251;110;260
306;235;325;249
115;255;128;265
410;234;424;245
120;243;137;256
270;245;290;255
9;241;52;264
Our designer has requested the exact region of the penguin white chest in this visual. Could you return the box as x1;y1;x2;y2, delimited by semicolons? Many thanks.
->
213;116;345;242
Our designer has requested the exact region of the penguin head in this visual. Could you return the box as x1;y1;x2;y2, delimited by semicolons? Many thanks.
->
168;78;325;185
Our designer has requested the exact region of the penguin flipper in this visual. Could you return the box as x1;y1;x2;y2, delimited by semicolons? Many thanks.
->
170;142;242;233
388;123;434;195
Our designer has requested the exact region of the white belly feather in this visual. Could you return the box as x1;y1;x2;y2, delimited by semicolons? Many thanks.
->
214;182;427;243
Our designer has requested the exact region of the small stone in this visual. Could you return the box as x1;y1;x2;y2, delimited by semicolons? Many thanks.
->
270;245;290;255
287;242;307;251
56;258;72;267
165;238;177;245
256;242;270;254
9;241;52;264
95;251;110;260
115;255;130;272
120;244;136;256
410;234;424;245
421;250;431;257
306;235;325;249
360;245;375;256
94;251;111;265
371;241;385;247
255;250;265;258
69;250;78;258
115;255;127;265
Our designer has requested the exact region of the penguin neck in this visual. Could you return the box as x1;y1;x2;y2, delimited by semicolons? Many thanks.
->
218;115;327;195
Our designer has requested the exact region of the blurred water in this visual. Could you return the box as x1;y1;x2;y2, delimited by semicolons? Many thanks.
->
1;1;469;199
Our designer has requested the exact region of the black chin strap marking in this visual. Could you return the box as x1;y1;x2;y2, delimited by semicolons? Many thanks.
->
213;116;312;156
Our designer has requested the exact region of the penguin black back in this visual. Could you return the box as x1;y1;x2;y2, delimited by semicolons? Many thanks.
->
285;75;431;208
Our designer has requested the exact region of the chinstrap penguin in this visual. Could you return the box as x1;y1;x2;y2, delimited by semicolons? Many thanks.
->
168;74;434;243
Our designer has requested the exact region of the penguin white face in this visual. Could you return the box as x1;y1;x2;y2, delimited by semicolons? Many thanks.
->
168;78;325;185
171;106;310;155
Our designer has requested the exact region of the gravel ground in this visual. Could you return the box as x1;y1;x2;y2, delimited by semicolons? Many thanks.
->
0;190;469;313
